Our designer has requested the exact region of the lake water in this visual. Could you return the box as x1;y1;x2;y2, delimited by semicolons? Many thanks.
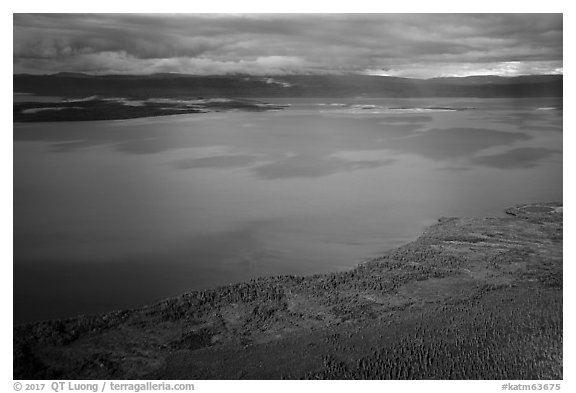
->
13;97;563;323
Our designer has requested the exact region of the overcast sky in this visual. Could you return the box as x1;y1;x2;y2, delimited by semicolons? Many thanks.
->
13;13;563;78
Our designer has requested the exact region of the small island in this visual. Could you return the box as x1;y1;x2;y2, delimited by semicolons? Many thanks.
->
14;202;562;379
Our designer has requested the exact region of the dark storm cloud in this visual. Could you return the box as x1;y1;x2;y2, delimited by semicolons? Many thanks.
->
13;13;562;77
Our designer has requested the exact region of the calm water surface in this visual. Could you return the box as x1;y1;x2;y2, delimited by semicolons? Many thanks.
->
14;97;563;323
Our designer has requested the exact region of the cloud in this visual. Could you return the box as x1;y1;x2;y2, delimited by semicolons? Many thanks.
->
14;51;312;75
364;61;563;78
14;14;562;77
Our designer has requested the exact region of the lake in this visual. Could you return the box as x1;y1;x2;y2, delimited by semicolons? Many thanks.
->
13;97;563;323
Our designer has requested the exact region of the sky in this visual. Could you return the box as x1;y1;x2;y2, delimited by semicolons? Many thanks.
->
13;13;563;78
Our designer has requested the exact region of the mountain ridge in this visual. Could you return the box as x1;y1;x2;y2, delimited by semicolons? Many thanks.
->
14;73;563;99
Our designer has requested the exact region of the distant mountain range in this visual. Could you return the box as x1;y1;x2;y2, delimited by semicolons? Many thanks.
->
13;73;563;99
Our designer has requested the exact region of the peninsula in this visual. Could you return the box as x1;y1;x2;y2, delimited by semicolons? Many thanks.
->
14;202;562;379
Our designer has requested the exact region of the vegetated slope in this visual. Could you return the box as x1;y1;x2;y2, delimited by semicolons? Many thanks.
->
13;73;563;99
13;202;562;379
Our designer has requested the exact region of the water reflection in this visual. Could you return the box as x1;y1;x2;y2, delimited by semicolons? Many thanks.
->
14;221;287;323
174;155;262;169
378;115;434;123
252;155;397;179
13;98;563;323
383;128;530;161
15;115;426;155
469;147;561;169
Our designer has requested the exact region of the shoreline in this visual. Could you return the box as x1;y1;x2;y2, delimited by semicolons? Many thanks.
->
13;97;287;123
14;202;563;379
